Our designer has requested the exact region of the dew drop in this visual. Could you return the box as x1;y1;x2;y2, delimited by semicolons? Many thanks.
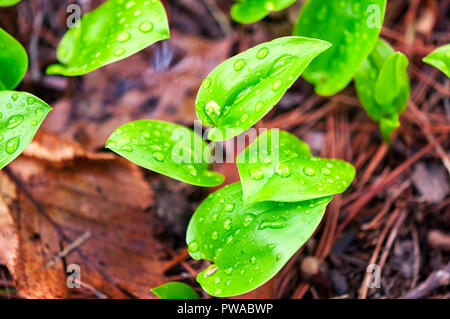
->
202;78;211;89
125;0;136;9
152;151;165;162
256;47;269;59
303;167;316;176
5;136;20;155
255;101;264;112
6;115;24;129
249;168;263;180
243;214;255;227
223;218;232;231
233;59;246;71
116;31;131;42
258;217;287;230
139;21;153;32
272;80;282;91
250;256;256;264
321;167;331;175
211;231;218;240
205;100;221;117
276;164;291;178
114;48;125;56
224;267;233;275
120;144;132;152
224;203;235;212
186;164;198;176
188;241;198;252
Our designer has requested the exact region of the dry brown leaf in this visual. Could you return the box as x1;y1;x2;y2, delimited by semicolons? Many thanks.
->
0;137;170;298
23;131;114;163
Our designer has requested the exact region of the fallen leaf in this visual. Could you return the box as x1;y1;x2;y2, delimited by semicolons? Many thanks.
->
0;135;170;298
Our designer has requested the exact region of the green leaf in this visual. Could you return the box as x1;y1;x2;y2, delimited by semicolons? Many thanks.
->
151;282;199;299
293;0;387;96
196;36;331;141
231;0;296;24
0;91;52;169
186;182;332;297
355;40;410;142
46;0;170;76
0;0;20;6
106;120;225;187
236;129;355;203
423;44;450;78
0;28;28;90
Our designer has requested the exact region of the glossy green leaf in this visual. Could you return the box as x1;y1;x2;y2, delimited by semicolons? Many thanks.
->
231;0;296;24
236;129;355;203
0;0;20;6
46;0;170;76
423;44;450;78
0;91;52;169
293;0;387;96
0;28;28;90
355;40;410;141
151;282;199;299
106;120;225;187
196;36;331;141
186;182;332;297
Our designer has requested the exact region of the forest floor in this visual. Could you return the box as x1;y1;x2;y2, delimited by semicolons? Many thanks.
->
0;0;449;299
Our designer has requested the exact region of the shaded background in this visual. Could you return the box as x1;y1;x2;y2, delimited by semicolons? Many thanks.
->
0;0;449;299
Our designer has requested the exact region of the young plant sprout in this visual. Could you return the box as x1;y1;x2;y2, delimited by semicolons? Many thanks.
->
105;120;225;187
231;0;296;24
0;28;28;90
355;39;410;142
0;92;52;169
195;36;332;141
293;0;387;96
187;183;333;297
46;0;170;76
186;132;354;297
0;0;20;6
151;282;199;299
423;44;450;78
236;129;355;203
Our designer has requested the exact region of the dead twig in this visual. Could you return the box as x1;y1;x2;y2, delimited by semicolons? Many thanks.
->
43;231;92;269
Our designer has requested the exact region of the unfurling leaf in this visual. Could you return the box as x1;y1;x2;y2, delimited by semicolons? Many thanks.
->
231;0;296;24
0;0;20;6
0;28;28;90
355;39;410;142
106;120;224;187
293;0;387;96
236;129;355;203
186;182;332;297
196;36;331;141
151;282;199;299
0;91;52;169
423;44;450;78
46;0;170;76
